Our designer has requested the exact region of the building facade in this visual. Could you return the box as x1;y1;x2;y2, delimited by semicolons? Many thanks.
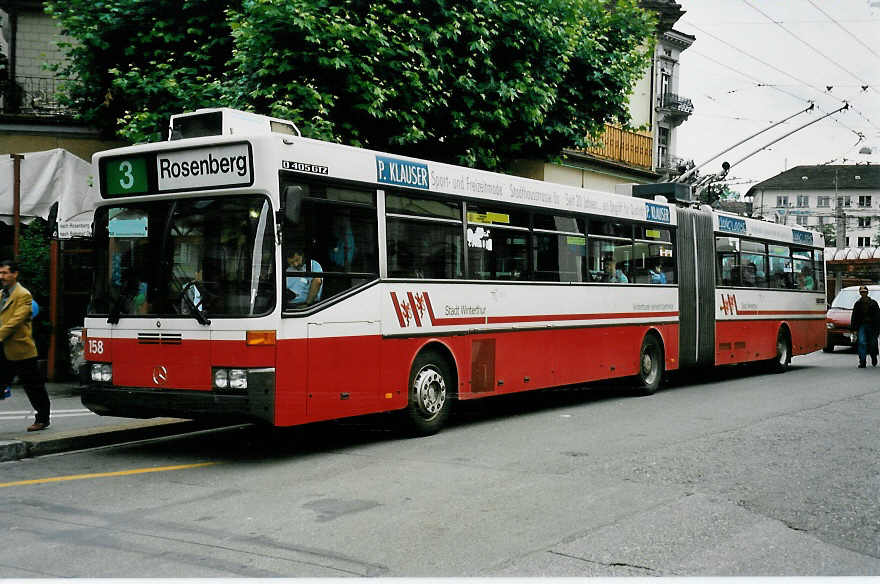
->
0;0;123;159
748;165;880;249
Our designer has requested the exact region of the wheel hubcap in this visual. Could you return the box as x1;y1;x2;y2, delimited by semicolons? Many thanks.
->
641;347;658;384
413;366;446;417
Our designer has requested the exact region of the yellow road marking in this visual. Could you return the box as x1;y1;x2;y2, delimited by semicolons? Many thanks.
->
0;462;218;488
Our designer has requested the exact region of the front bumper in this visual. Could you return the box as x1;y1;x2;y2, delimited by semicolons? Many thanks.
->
81;369;275;424
827;329;856;347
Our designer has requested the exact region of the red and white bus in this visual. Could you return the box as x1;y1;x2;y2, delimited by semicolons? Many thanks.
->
81;108;826;434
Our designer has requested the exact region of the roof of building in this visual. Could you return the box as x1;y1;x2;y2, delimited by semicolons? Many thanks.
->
746;164;880;195
640;0;686;33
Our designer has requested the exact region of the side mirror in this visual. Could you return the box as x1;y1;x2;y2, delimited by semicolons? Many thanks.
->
282;185;304;224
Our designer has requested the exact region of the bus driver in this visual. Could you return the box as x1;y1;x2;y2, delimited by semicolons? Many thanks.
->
285;249;323;306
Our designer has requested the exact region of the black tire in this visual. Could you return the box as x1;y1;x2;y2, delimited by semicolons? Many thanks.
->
402;350;453;436
633;335;664;395
769;329;791;373
822;343;835;353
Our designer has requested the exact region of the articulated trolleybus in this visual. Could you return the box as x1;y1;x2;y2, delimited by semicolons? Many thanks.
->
82;108;826;435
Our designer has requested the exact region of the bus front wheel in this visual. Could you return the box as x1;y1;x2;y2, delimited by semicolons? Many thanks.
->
633;335;664;396
403;350;453;436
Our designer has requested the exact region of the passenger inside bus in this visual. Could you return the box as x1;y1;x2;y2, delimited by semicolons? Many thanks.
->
605;259;628;283
285;249;323;306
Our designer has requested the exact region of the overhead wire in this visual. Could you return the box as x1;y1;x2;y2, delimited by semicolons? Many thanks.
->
803;0;880;64
739;0;880;132
741;0;868;85
683;21;874;136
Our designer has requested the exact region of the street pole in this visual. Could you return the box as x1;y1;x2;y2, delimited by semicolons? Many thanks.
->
835;167;847;248
834;167;844;295
10;153;23;257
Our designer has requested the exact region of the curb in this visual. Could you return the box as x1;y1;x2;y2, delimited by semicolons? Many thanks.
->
0;419;212;461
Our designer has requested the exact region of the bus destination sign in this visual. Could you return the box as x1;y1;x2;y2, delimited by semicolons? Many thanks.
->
157;143;252;191
100;142;254;198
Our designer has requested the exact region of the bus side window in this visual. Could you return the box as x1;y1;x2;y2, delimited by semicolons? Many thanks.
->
385;191;463;279
281;178;379;309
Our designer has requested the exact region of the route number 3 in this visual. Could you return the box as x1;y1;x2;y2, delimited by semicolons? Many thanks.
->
89;339;105;354
118;160;135;190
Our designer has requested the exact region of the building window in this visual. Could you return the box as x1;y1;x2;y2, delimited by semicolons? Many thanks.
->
796;216;808;226
838;196;851;207
858;216;872;228
657;126;670;167
797;195;809;208
817;196;831;207
858;236;871;247
859;195;872;208
776;195;789;207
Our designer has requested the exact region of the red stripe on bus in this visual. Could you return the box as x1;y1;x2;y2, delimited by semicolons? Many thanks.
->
486;311;679;324
735;310;826;316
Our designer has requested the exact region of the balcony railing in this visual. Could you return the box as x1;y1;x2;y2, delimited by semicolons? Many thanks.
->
578;124;653;170
1;76;74;117
659;92;694;116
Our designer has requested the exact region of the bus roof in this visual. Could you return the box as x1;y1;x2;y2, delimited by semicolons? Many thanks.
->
93;108;823;248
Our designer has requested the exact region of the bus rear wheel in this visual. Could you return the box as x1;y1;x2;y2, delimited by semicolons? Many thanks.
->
768;329;791;373
633;335;663;395
402;350;453;436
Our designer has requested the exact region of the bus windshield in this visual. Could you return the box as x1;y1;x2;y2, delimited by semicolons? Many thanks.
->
90;195;275;319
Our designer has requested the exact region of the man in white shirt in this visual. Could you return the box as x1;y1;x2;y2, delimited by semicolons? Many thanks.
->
286;250;323;306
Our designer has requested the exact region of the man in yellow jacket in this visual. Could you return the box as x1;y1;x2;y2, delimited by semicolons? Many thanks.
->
0;259;50;431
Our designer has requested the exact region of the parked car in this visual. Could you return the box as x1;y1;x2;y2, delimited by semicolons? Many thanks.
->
825;284;880;352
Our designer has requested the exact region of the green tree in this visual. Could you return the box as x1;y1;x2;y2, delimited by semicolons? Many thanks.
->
17;220;51;354
47;0;654;170
45;0;237;142
820;223;836;247
226;0;654;169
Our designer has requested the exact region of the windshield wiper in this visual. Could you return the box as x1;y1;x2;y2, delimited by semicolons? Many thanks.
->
180;280;211;325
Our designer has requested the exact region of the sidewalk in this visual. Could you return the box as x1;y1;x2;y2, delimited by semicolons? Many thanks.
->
0;382;208;461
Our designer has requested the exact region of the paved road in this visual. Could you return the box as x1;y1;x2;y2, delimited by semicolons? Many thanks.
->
2;348;880;577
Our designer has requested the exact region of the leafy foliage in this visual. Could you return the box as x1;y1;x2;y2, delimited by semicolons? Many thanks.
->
17;220;51;353
48;0;654;169
45;0;237;143
821;223;836;247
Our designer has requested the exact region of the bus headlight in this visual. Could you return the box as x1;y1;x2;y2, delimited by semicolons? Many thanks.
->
213;368;250;392
826;322;834;329
213;368;229;389
229;369;248;389
90;363;112;383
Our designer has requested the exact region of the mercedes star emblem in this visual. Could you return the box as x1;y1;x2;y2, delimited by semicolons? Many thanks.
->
152;365;168;385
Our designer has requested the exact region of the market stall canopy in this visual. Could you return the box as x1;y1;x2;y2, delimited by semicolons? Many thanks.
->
0;149;96;238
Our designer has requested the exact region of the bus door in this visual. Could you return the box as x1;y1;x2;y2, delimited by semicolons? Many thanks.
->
675;207;716;368
306;319;382;420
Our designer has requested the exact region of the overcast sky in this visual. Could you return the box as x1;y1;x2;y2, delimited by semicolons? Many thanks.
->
674;0;880;193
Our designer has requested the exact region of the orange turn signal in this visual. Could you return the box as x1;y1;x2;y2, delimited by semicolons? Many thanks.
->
246;330;276;346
